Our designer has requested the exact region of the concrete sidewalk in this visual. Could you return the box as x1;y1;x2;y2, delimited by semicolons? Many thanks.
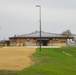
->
26;46;59;48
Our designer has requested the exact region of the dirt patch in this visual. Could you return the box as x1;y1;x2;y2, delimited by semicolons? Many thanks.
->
0;47;36;70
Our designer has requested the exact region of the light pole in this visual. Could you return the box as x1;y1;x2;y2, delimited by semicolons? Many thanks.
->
36;5;41;52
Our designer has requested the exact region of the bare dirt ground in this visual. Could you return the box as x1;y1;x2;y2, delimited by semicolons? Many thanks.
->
0;47;36;70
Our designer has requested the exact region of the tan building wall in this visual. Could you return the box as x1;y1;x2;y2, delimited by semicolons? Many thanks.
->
48;38;67;46
10;38;67;46
10;38;37;46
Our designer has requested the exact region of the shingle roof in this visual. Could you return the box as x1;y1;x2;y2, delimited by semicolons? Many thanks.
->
10;31;74;38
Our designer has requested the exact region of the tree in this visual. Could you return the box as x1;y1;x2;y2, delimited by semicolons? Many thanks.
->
61;30;72;36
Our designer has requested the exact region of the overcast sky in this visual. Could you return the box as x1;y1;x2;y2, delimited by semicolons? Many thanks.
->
0;0;76;40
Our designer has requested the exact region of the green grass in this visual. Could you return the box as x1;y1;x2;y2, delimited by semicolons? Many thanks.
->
0;47;76;75
0;46;4;48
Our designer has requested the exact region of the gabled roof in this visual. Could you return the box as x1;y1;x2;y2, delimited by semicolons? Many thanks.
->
9;31;74;38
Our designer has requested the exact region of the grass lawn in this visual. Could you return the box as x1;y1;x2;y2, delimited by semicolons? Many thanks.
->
0;46;4;48
0;47;76;75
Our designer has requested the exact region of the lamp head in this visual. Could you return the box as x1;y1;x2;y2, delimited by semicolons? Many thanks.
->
36;5;41;7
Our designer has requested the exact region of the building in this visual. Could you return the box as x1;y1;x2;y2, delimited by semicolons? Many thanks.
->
0;40;10;46
9;31;73;46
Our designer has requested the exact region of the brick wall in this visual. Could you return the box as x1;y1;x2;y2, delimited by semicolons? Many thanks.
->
10;38;67;46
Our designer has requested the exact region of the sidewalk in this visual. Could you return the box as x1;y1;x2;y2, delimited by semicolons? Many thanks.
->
26;46;59;48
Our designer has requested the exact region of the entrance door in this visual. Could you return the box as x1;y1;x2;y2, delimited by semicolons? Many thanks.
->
37;40;49;46
43;41;47;46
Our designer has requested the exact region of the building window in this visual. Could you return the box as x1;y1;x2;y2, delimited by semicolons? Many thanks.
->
34;38;36;40
56;38;58;41
11;39;15;42
53;38;58;41
64;41;65;43
12;40;14;42
53;38;55;40
27;38;29;41
61;41;65;43
61;41;63;43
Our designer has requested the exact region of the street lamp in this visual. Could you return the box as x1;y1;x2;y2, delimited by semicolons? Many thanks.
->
36;5;41;52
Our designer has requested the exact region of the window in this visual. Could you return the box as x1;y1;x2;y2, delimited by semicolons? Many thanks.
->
11;39;15;42
61;41;65;43
56;38;58;41
53;38;55;40
27;38;29;41
34;38;36;40
63;41;65;43
11;40;13;42
53;38;58;41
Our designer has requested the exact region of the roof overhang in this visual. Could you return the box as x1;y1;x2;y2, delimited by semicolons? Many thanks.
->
9;36;74;39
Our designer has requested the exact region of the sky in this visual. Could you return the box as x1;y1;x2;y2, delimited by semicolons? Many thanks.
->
0;0;76;40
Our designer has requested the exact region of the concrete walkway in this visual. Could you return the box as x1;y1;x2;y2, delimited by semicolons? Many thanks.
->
26;46;59;48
